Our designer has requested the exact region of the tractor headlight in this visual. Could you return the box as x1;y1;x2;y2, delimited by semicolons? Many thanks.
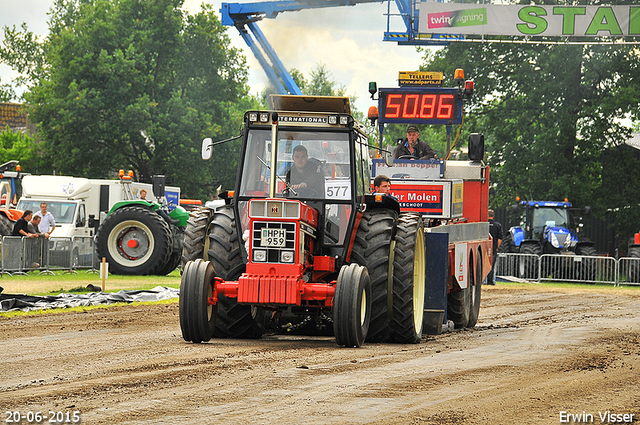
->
253;249;267;262
280;250;294;263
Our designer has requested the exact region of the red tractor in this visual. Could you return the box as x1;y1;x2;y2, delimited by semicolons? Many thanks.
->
180;80;491;347
180;95;425;347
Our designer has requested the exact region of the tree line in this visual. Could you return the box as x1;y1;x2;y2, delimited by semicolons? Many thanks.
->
1;0;639;248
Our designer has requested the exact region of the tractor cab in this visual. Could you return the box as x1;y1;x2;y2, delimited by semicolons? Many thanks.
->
233;95;372;265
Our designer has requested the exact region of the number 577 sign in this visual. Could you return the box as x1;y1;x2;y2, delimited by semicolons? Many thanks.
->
324;180;351;200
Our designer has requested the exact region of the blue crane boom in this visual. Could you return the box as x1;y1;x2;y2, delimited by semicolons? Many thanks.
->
220;0;457;95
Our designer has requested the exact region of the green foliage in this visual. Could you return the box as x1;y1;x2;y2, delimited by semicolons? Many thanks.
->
0;22;45;101
12;0;250;200
0;126;49;173
421;41;640;243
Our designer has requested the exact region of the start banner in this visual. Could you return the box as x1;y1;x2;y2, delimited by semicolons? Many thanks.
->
419;3;640;38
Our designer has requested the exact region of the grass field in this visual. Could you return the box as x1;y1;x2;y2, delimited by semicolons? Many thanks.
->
0;269;181;296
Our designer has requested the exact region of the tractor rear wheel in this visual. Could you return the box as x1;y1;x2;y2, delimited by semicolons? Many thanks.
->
207;205;265;339
96;206;172;275
0;214;13;236
333;263;371;348
156;227;184;276
350;209;397;343
181;207;214;266
390;213;425;343
497;232;515;253
576;245;598;282
179;259;216;343
519;243;541;279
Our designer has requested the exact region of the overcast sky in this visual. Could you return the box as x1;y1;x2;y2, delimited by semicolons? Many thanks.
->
0;0;431;113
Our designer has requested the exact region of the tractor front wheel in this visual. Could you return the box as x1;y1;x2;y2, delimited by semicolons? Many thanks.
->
334;263;371;348
179;259;216;343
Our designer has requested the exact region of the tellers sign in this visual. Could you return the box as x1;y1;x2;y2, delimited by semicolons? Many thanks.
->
378;88;462;125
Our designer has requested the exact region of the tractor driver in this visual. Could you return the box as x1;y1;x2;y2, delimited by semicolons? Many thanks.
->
394;125;436;160
286;145;325;197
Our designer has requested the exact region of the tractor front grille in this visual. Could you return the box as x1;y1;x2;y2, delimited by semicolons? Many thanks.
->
252;221;296;263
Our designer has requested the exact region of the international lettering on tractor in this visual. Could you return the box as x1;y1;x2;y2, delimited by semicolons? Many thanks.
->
180;69;493;347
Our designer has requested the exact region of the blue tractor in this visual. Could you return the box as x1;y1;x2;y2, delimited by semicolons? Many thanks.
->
499;200;597;279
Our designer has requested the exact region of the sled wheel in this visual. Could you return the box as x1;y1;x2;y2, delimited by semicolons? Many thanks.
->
467;254;482;328
448;255;474;329
179;259;217;343
334;263;371;348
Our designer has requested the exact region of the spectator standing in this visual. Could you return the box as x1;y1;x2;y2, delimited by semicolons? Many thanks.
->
487;209;503;285
33;202;56;237
12;210;36;238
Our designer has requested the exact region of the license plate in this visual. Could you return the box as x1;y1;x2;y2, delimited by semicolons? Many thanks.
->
260;228;286;247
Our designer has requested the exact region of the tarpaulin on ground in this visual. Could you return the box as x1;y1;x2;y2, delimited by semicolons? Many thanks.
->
0;286;179;312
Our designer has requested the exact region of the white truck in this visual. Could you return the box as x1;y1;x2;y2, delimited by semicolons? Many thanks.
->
16;174;186;274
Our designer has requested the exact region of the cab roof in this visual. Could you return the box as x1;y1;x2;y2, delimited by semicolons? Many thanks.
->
269;95;351;115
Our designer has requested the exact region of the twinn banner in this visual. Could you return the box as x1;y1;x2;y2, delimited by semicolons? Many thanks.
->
418;3;640;38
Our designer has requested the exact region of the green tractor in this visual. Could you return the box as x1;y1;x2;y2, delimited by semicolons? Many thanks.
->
95;175;188;275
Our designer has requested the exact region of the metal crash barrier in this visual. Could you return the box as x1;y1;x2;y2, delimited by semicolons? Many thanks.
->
497;253;633;286
0;236;98;275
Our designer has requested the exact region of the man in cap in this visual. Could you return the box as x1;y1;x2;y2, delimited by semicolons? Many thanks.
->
394;125;436;160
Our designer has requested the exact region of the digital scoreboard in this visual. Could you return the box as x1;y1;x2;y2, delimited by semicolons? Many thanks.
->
378;87;462;125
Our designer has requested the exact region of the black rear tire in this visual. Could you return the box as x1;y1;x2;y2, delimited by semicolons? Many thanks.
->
96;206;172;275
0;214;13;236
181;207;214;266
468;254;482;328
207;205;264;339
447;257;473;329
576;245;597;282
497;232;515;253
350;209;397;343
519;243;541;279
334;263;371;348
179;259;216;343
391;213;425;343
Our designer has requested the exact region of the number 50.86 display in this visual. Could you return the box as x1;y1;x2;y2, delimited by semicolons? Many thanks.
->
378;88;462;125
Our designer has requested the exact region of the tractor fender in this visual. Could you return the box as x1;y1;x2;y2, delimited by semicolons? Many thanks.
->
363;194;401;215
0;208;23;221
510;226;525;248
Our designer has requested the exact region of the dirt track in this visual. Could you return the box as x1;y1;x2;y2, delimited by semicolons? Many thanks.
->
2;284;640;425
